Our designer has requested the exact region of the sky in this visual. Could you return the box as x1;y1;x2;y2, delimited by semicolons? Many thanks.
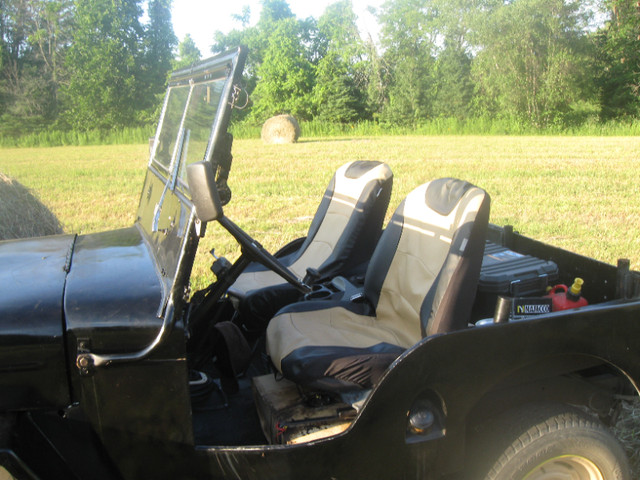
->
171;0;384;57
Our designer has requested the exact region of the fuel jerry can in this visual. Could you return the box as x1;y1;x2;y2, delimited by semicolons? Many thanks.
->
545;278;589;311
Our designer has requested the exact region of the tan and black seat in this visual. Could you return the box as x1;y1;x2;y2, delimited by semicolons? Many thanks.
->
228;161;393;332
230;161;393;297
266;178;490;393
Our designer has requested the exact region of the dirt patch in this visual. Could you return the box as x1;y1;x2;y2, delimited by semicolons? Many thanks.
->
0;173;63;240
261;115;301;144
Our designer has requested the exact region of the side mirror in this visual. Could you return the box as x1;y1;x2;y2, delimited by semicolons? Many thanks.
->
186;161;224;222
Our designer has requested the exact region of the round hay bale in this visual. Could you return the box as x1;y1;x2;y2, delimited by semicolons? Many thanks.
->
261;114;301;144
0;173;64;240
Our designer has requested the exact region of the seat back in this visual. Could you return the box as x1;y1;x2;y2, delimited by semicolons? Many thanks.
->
363;178;490;346
230;161;392;296
286;160;393;280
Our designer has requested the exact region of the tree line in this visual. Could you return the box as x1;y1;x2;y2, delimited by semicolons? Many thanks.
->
0;0;182;137
1;0;639;141
217;0;640;128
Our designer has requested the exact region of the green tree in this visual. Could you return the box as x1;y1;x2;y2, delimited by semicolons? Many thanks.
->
211;0;299;121
0;0;72;134
432;41;473;119
62;0;145;130
597;0;640;119
377;0;439;124
471;0;592;126
313;1;369;122
249;17;314;121
175;34;201;69
143;0;176;96
314;52;368;122
27;0;73;113
1;0;32;121
212;0;296;74
429;0;484;118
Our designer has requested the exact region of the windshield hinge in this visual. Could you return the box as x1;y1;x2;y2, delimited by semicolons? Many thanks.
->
229;84;249;110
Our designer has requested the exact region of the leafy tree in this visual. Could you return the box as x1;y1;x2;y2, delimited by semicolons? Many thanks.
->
314;51;368;122
315;0;361;57
313;1;369;122
1;0;28;112
249;17;314;121
232;6;252;27
62;0;145;130
211;0;299;122
0;0;73;134
143;0;176;95
175;34;201;69
377;0;439;123
471;0;593;126
432;41;473;119
212;0;296;74
429;0;486;118
26;0;73;110
597;0;640;119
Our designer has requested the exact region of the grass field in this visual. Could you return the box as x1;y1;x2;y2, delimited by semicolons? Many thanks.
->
0;135;638;291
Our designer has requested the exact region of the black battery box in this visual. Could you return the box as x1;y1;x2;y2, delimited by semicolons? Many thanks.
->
472;241;559;320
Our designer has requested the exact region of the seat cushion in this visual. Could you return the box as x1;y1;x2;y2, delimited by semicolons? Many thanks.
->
228;264;295;298
266;302;405;391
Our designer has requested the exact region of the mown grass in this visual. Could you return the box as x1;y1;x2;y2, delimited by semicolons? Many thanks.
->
0;144;149;234
0;136;638;292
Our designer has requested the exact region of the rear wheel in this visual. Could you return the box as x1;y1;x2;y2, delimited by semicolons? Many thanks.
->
471;403;631;480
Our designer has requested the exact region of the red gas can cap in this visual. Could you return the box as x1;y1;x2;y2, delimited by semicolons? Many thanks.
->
545;278;588;311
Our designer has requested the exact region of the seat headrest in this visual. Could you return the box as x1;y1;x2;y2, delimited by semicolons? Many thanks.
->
343;160;385;179
425;178;475;216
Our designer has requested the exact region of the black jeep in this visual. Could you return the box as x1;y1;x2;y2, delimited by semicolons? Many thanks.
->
1;47;639;480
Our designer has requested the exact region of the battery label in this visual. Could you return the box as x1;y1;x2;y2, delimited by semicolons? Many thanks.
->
512;297;553;318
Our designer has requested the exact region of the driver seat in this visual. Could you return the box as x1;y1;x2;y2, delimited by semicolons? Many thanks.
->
266;178;490;393
228;161;393;298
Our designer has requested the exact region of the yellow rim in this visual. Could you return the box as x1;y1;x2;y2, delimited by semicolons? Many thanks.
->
523;455;604;480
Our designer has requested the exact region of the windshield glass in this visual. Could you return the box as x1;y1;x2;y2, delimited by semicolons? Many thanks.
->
177;80;225;187
150;76;226;192
152;85;191;173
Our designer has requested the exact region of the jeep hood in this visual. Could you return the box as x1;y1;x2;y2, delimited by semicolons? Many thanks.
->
63;226;166;355
0;234;75;410
0;227;168;411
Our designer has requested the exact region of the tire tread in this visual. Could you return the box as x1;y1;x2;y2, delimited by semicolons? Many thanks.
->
470;403;631;480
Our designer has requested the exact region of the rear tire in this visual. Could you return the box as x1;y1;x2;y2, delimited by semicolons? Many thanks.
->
471;403;631;480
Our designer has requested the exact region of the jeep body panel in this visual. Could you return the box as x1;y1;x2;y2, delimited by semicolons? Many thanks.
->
122;299;639;480
64;226;165;354
0;234;74;411
27;294;638;480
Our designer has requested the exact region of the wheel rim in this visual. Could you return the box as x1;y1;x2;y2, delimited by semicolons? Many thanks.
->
523;455;604;480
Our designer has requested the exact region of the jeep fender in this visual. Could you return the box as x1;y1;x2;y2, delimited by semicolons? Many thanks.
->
354;299;640;476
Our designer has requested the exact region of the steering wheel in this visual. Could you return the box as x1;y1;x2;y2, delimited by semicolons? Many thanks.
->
217;216;311;294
